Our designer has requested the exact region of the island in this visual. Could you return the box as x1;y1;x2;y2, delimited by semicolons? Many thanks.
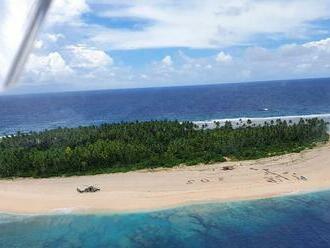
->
0;118;329;213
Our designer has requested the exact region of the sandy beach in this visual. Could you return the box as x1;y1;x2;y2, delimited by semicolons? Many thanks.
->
1;142;330;214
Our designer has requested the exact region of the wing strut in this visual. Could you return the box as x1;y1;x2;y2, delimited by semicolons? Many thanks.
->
3;0;53;89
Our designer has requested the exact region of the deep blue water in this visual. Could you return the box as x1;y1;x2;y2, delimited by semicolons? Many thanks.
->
1;190;330;247
1;78;330;135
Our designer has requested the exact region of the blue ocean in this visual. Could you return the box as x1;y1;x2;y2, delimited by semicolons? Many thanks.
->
1;78;330;247
1;78;330;135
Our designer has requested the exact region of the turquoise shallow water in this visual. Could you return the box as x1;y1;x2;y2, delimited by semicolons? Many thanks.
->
1;190;330;247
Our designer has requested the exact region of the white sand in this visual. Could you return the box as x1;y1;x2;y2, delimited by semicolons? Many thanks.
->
1;142;330;214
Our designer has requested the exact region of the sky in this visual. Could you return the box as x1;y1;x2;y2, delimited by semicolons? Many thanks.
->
1;0;330;94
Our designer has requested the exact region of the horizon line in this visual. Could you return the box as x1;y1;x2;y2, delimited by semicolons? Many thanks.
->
2;76;330;97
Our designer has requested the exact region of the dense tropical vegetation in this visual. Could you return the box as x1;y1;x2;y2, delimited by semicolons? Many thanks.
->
0;118;328;178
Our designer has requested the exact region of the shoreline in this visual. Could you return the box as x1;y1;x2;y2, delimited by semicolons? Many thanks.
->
1;113;330;137
2;187;330;217
1;142;330;215
194;113;330;129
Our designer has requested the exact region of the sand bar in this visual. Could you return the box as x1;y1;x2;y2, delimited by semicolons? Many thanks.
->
1;143;330;214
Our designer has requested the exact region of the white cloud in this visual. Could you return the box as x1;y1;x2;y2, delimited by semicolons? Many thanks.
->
216;52;232;63
303;38;330;52
0;0;32;79
1;0;330;92
66;44;113;68
35;40;44;49
0;0;31;52
161;55;173;66
0;0;88;83
130;37;330;87
296;63;311;70
242;38;330;77
27;52;72;75
46;33;65;42
91;0;330;49
140;74;148;79
48;0;89;25
11;36;330;92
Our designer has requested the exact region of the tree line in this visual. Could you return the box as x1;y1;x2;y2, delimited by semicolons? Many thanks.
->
0;118;328;178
